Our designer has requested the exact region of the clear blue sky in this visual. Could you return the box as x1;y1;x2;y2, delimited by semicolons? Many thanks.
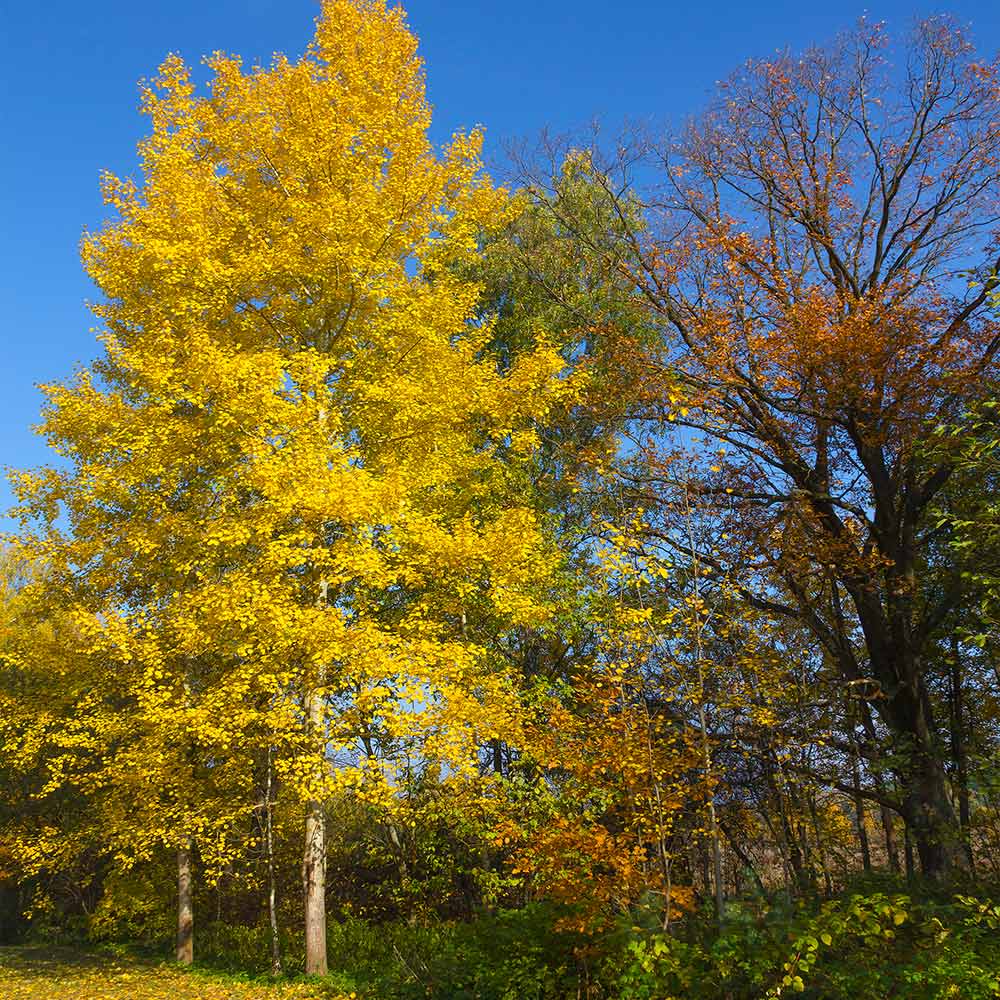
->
2;0;998;527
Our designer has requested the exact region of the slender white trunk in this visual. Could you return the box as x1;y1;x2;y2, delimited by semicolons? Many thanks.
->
177;840;194;965
266;747;283;976
302;722;327;975
303;578;328;977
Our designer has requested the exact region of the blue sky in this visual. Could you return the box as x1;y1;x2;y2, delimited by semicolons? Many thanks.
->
2;0;998;528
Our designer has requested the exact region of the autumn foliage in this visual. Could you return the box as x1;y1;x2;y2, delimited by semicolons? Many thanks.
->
2;6;1000;999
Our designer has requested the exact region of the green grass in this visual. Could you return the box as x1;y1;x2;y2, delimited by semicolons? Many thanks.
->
0;945;355;1000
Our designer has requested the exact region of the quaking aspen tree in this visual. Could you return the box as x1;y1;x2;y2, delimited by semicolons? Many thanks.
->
10;0;572;974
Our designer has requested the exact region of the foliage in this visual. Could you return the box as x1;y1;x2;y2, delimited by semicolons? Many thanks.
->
932;392;1000;647
4;2;1000;995
614;889;1000;1000
8;888;1000;999
182;905;588;999
527;14;1000;879
0;0;573;958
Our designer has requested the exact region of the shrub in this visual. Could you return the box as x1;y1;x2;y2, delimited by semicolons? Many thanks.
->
612;890;1000;1000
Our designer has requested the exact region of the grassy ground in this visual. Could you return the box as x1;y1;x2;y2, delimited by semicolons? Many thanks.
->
0;946;355;1000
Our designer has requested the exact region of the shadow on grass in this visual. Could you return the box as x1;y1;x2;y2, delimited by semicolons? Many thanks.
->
0;943;347;996
0;944;138;976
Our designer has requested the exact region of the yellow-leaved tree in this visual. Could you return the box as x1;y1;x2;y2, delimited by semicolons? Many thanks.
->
8;0;572;974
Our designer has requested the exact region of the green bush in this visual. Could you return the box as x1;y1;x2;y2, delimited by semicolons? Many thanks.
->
197;921;304;976
612;891;1000;1000
82;883;1000;999
85;870;171;947
369;904;585;1000
195;904;586;999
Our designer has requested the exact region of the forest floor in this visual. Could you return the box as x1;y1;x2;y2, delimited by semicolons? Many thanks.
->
0;946;354;1000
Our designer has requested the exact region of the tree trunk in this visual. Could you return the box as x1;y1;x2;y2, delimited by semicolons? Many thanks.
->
949;637;974;870
303;693;327;977
807;793;833;894
901;748;964;878
850;753;872;872
304;578;329;977
763;757;805;894
176;841;194;966
862;643;961;877
685;486;724;922
266;748;283;977
772;761;810;895
720;819;765;894
843;552;962;878
880;800;900;873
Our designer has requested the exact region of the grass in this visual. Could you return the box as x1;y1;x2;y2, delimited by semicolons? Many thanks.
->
0;945;356;1000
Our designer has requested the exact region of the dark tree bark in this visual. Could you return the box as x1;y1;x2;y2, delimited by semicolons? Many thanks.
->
949;636;975;869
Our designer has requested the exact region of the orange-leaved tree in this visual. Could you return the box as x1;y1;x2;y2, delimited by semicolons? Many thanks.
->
530;18;1000;877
